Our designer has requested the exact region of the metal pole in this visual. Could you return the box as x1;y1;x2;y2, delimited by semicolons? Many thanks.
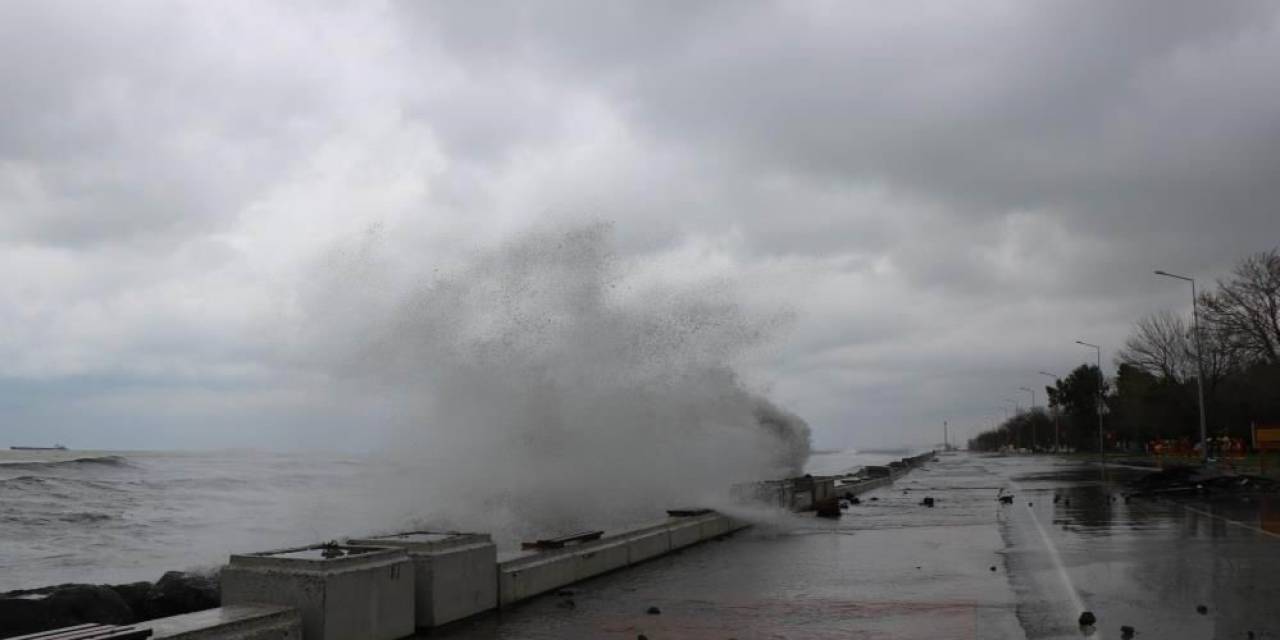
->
1077;341;1104;460
1039;371;1061;452
1155;270;1210;465
1192;278;1209;464
943;420;948;450
1019;386;1037;450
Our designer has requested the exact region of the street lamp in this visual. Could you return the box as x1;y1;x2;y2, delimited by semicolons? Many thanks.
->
1002;399;1020;449
1155;269;1209;465
1039;371;1061;451
1076;340;1105;459
1019;386;1037;450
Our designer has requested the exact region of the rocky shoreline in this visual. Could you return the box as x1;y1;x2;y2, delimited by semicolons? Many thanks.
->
0;570;219;638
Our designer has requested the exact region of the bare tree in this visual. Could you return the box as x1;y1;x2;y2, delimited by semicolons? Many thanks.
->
1200;249;1280;365
1118;310;1193;381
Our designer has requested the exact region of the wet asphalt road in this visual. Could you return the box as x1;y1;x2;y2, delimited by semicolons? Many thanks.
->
432;453;1280;639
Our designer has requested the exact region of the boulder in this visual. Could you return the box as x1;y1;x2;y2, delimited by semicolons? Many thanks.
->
144;571;219;618
0;596;66;638
45;585;133;625
110;581;153;619
0;584;133;638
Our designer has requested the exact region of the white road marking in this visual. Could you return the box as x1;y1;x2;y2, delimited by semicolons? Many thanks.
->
1007;481;1086;614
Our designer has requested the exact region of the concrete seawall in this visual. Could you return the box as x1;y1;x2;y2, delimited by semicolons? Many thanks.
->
733;450;936;512
497;512;744;606
102;451;936;640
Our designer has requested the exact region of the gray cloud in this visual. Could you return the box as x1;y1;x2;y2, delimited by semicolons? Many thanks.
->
2;1;1279;450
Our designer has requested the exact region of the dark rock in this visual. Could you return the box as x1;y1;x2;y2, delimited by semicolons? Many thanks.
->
920;497;935;507
998;495;1014;504
646;606;661;615
1;583;136;637
849;496;861;505
145;571;219;618
1078;611;1096;626
989;566;997;572
111;581;153;619
638;635;648;640
0;595;68;638
1;583;140;638
1196;604;1208;615
46;585;134;625
869;497;879;501
816;499;843;518
1027;502;1034;507
1053;494;1061;503
1121;625;1135;638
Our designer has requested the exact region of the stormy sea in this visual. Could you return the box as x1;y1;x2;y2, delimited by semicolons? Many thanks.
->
0;447;906;592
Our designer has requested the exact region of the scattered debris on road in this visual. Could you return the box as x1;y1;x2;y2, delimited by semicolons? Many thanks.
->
1127;465;1280;500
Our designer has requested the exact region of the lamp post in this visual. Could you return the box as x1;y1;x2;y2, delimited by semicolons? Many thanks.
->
1039;371;1061;452
1019;386;1037;451
1003;399;1019;448
1154;269;1210;465
1076;340;1104;459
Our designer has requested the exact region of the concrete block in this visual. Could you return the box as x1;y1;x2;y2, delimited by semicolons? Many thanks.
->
221;544;414;640
498;552;578;606
624;527;672;564
348;531;496;629
146;604;301;640
699;514;730;540
667;516;706;549
574;538;630;580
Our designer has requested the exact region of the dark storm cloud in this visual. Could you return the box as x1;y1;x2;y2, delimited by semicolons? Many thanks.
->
3;1;1279;449
405;1;1280;265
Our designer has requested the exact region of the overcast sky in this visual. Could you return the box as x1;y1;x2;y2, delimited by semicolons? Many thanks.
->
3;1;1279;451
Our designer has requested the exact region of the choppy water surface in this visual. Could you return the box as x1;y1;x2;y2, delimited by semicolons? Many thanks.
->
0;449;401;591
0;447;899;592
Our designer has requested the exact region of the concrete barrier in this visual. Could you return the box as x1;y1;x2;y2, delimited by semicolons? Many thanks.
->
221;544;414;640
573;537;631;579
347;531;496;629
146;604;302;640
498;549;579;606
667;515;707;550
498;512;743;607
732;450;936;512
622;525;672;564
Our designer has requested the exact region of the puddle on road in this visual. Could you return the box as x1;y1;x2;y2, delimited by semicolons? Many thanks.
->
990;456;1279;639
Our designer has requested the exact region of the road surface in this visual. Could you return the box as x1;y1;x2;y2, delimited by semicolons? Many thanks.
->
432;453;1280;639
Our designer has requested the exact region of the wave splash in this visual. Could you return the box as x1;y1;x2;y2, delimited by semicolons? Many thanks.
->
306;223;811;538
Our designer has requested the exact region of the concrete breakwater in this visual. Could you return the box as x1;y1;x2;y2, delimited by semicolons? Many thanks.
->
734;449;937;512
2;451;935;640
